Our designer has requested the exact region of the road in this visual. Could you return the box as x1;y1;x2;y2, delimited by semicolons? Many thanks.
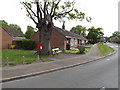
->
2;43;119;88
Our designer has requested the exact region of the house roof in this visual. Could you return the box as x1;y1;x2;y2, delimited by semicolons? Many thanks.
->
54;26;87;40
0;26;25;38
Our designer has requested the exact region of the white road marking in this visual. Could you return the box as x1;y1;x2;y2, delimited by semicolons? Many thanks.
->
100;87;105;90
107;59;110;61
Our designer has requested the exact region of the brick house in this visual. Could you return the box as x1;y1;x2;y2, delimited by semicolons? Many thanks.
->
32;24;88;50
0;26;25;49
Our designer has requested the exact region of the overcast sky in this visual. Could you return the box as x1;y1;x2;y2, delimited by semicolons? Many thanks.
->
0;0;119;37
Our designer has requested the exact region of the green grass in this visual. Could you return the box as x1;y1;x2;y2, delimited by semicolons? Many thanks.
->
62;47;91;54
1;49;54;66
65;49;79;54
84;47;91;54
39;56;54;62
98;43;115;56
0;49;2;62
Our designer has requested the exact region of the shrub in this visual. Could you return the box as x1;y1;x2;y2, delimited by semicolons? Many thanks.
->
77;46;85;54
61;49;65;53
14;39;36;50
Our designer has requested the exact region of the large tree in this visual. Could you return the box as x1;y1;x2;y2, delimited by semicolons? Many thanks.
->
70;25;87;37
25;26;35;39
21;0;91;55
86;27;104;44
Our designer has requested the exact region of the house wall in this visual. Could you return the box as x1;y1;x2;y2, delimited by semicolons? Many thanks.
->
70;38;78;48
32;29;66;49
1;28;13;49
32;31;40;46
51;29;66;49
32;28;88;50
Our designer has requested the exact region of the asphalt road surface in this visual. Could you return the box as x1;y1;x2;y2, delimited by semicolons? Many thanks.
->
2;43;119;88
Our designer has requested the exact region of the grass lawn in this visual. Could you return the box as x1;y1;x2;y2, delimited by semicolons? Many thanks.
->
1;49;54;66
98;43;115;56
84;47;91;54
62;47;91;54
64;49;79;54
0;49;2;62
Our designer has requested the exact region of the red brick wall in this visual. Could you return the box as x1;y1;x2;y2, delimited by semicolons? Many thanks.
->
32;29;66;49
1;27;13;49
51;28;66;49
32;31;40;46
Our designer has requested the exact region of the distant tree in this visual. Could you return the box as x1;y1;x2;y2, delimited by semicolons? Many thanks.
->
86;27;104;44
70;25;86;37
111;31;120;43
0;20;23;34
112;31;120;37
9;24;23;34
0;20;9;27
25;26;35;39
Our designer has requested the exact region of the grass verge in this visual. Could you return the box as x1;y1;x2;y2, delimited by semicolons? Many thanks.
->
98;43;115;56
62;47;91;54
2;49;54;66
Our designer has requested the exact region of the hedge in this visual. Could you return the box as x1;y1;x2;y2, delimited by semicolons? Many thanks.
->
14;39;36;50
77;46;85;54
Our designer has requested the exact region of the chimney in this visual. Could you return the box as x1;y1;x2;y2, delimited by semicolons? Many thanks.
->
62;21;65;30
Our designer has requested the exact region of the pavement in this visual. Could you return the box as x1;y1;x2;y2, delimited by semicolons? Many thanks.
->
0;43;116;83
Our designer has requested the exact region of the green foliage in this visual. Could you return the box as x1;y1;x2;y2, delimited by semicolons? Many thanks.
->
0;20;24;34
70;25;87;37
110;31;120;43
0;20;9;27
86;27;104;44
98;43;115;56
77;46;85;54
25;26;35;39
61;49;66;53
112;31;120;37
21;0;91;22
14;39;36;50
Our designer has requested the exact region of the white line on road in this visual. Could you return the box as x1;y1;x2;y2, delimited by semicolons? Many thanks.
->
100;87;105;90
106;59;110;61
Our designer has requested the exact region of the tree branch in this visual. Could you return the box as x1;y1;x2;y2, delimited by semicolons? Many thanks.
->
23;4;37;24
51;0;61;17
56;0;61;7
23;2;37;17
54;7;74;17
36;2;42;22
44;1;47;18
50;2;55;15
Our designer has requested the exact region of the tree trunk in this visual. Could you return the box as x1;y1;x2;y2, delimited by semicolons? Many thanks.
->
38;20;53;55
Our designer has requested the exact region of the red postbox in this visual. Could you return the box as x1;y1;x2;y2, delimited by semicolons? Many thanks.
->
38;42;43;51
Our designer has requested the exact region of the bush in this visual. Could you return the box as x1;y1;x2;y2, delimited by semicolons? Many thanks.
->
61;49;65;53
77;46;85;54
14;39;36;50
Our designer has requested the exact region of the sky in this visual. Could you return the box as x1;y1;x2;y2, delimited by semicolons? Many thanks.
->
0;0;119;37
